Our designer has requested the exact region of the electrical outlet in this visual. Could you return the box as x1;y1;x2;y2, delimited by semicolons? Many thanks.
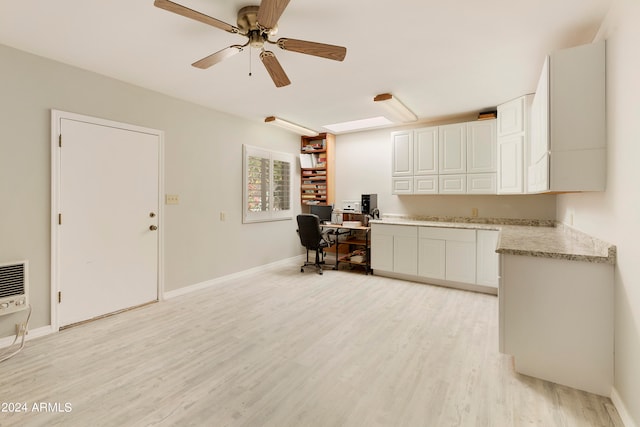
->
165;194;179;205
471;208;479;218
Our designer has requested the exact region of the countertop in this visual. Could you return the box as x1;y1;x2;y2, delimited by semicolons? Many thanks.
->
370;215;616;264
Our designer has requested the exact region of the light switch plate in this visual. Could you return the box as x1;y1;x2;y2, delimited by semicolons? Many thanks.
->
165;194;179;205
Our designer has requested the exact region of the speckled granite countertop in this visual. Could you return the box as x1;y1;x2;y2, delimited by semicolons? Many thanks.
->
370;215;616;264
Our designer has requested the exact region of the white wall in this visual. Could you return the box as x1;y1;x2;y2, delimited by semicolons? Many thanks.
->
557;0;640;424
335;126;556;219
0;44;302;338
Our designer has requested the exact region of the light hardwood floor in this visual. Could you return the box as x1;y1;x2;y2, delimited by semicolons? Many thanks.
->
0;260;624;426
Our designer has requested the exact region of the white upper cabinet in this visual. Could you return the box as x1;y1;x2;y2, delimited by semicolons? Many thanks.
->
390;120;497;195
497;95;533;194
528;41;606;193
467;120;497;173
414;127;439;175
439;123;467;174
391;131;413;177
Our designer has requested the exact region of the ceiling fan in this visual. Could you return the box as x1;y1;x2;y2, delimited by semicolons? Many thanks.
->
154;0;347;87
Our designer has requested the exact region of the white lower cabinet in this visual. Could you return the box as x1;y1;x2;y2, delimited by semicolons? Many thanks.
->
476;230;499;287
418;236;445;279
373;223;499;292
500;254;613;395
445;237;476;284
371;224;417;275
418;227;476;283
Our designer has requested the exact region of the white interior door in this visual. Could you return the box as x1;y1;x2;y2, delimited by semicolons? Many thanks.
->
58;116;160;327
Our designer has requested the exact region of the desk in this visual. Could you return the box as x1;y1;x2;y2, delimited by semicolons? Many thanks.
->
320;223;371;274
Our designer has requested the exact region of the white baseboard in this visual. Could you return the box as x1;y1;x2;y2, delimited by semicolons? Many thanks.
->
611;387;638;427
0;324;56;349
163;255;303;300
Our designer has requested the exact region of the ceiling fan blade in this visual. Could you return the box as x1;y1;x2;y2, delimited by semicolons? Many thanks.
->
276;38;347;61
154;0;240;34
257;0;290;30
192;46;243;69
260;51;291;88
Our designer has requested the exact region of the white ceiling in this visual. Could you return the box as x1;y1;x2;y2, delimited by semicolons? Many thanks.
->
0;0;611;133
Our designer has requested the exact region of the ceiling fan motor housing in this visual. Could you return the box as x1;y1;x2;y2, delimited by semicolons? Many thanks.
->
238;5;277;43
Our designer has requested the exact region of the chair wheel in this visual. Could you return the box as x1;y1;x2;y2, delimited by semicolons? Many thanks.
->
300;268;304;273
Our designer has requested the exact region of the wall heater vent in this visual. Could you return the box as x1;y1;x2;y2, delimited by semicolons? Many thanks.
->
0;260;29;316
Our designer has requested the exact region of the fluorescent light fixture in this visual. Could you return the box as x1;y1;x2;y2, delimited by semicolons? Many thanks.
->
322;116;393;133
373;93;418;123
264;116;319;137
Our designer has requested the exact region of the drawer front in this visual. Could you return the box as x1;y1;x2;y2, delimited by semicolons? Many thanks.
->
419;226;476;242
392;177;413;194
414;175;438;194
372;223;417;237
439;174;466;194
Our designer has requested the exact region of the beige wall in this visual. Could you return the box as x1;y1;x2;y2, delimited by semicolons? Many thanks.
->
0;44;302;337
557;0;640;424
335;127;556;219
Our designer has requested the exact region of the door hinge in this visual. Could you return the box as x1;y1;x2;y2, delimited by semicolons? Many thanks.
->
58;291;62;303
58;213;62;225
59;134;62;147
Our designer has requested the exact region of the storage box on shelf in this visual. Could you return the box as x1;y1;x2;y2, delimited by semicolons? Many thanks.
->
300;133;335;207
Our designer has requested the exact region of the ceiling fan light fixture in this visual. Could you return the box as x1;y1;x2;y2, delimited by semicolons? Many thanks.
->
373;93;418;123
264;116;319;137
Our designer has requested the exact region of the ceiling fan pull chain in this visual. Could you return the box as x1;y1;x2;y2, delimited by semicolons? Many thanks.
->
249;47;253;77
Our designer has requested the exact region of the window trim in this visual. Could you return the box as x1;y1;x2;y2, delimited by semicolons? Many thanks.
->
243;144;294;223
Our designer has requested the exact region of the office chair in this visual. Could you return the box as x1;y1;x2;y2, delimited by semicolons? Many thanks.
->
296;214;334;275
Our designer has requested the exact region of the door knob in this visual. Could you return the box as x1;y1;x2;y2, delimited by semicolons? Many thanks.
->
149;225;158;231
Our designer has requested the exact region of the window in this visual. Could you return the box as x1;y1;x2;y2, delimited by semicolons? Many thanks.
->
243;145;293;223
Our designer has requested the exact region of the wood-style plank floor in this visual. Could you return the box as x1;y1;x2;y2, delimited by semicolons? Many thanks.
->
0;260;623;426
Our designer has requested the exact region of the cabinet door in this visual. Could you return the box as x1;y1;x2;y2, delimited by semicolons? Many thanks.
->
414;175;438;194
467;173;496;194
414;127;439;175
439;174;466;194
439;123;466;174
371;225;394;272
391;131;413;177
393;227;418;276
391;177;413;195
476;230;499;287
528;154;549;193
467;120;497;173
418;238;446;279
446;240;476;284
530;57;549;166
497;135;524;194
497;97;525;137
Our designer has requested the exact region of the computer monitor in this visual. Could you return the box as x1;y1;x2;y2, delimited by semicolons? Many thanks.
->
309;204;333;224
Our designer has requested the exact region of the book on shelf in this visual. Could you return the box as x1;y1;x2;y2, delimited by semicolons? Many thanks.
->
299;153;314;169
477;110;497;120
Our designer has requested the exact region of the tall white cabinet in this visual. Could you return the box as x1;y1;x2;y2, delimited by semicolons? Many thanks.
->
528;41;606;193
497;95;533;194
